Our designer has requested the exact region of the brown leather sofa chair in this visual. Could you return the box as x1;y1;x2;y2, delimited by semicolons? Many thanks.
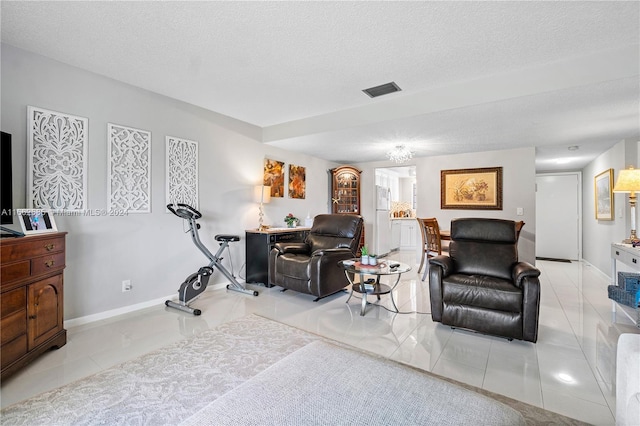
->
428;218;541;342
269;214;364;301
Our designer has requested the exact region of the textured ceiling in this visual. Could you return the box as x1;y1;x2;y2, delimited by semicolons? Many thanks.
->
2;1;639;171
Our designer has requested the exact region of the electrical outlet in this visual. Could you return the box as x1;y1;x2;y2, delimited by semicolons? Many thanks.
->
516;207;524;216
122;280;132;292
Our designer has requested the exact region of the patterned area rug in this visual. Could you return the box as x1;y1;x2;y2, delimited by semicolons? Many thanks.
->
0;314;588;425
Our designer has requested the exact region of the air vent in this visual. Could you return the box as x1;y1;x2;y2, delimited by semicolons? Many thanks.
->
362;82;402;98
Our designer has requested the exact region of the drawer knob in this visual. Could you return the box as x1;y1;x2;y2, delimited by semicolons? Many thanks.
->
633;258;637;264
616;251;620;255
28;315;36;320
45;260;55;268
45;244;55;251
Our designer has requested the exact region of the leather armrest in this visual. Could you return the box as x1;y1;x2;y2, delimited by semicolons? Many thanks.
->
512;262;541;288
272;242;310;255
429;255;454;277
311;248;353;257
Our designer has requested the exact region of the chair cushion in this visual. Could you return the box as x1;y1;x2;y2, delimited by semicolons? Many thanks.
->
311;214;361;238
451;218;517;243
443;274;523;313
306;214;363;254
276;253;311;280
306;234;353;252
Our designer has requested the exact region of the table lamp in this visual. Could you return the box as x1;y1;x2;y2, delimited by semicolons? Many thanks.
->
254;185;271;231
613;166;640;243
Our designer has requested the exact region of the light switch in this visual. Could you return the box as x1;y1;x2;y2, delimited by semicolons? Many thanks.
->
516;207;524;216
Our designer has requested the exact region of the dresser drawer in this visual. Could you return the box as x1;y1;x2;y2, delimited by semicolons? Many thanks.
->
1;334;27;369
1;287;26;317
1;287;27;346
1;236;65;263
1;309;27;345
0;261;30;286
31;252;65;277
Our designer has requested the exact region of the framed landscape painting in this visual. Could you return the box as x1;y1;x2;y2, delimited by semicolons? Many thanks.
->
441;167;503;210
594;168;613;220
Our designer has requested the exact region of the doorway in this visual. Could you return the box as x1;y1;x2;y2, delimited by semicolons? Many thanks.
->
535;172;582;260
374;166;417;256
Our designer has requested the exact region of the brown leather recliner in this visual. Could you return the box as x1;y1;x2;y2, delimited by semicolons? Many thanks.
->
269;214;363;301
428;218;541;342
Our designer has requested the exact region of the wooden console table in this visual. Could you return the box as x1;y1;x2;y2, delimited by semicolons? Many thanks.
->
1;232;67;378
610;242;640;327
245;228;310;287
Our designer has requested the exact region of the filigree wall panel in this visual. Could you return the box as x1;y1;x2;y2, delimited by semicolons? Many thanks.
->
166;136;199;209
27;106;88;211
108;123;152;213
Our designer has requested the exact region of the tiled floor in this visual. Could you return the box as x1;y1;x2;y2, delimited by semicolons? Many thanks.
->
2;251;638;425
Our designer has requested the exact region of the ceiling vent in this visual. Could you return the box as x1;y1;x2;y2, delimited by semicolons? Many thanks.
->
362;82;402;98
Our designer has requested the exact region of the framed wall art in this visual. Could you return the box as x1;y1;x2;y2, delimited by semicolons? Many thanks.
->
166;136;199;209
288;164;306;199
594;168;613;220
264;158;284;198
27;106;88;211
108;123;151;213
441;167;503;210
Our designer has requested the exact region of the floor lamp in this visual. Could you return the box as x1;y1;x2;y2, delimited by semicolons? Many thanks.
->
613;167;640;243
255;185;271;231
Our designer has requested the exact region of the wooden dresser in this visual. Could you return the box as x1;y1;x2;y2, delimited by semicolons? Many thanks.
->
1;232;67;378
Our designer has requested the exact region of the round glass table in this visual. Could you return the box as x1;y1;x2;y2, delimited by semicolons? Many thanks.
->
339;259;411;316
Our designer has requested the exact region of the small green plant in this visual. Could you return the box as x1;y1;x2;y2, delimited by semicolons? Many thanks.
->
284;213;299;227
360;246;368;256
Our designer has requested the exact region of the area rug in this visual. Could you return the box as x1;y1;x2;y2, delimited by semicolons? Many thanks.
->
181;340;526;425
0;314;588;426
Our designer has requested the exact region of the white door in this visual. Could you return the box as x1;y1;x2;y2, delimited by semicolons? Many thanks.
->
536;173;580;260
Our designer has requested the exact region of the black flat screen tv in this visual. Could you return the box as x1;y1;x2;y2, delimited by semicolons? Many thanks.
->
1;131;13;224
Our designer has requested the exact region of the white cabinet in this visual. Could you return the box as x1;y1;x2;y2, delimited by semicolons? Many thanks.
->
391;221;401;250
399;220;418;250
610;243;640;326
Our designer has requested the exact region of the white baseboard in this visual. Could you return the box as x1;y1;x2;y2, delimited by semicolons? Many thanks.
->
63;282;229;328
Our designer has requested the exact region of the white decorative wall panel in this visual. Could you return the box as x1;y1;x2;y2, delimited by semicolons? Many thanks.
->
166;136;199;209
27;106;88;210
108;123;152;213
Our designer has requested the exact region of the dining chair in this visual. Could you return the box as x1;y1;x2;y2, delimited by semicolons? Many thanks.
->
417;218;449;281
515;221;525;241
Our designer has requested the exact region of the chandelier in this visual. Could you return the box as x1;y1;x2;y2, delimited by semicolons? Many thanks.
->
387;145;413;164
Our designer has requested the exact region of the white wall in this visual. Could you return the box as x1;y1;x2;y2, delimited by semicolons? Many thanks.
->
1;44;336;320
582;139;638;274
418;148;536;264
356;147;537;265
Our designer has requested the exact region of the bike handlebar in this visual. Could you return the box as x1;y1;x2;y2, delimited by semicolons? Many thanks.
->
166;203;202;220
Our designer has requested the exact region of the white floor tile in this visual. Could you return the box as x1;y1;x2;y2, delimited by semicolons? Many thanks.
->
1;253;635;426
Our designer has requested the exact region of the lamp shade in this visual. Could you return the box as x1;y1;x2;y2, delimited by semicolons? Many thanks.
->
613;167;640;193
254;185;271;203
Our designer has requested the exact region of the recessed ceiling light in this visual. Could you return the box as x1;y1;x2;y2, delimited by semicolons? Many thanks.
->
363;82;402;98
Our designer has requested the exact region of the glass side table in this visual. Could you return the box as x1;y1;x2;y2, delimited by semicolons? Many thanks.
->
339;259;411;316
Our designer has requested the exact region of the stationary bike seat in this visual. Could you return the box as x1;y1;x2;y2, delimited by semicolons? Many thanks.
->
215;234;240;242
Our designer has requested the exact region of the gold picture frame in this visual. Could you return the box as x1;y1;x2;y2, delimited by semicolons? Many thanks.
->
594;168;613;220
441;167;503;210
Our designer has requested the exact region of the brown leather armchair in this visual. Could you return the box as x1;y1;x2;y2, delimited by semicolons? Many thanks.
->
428;218;541;342
269;214;364;301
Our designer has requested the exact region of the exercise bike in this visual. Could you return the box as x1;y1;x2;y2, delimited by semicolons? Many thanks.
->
165;203;258;316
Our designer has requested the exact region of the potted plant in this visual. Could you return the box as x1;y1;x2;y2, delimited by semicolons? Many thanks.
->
369;253;378;265
360;246;369;265
284;213;299;228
